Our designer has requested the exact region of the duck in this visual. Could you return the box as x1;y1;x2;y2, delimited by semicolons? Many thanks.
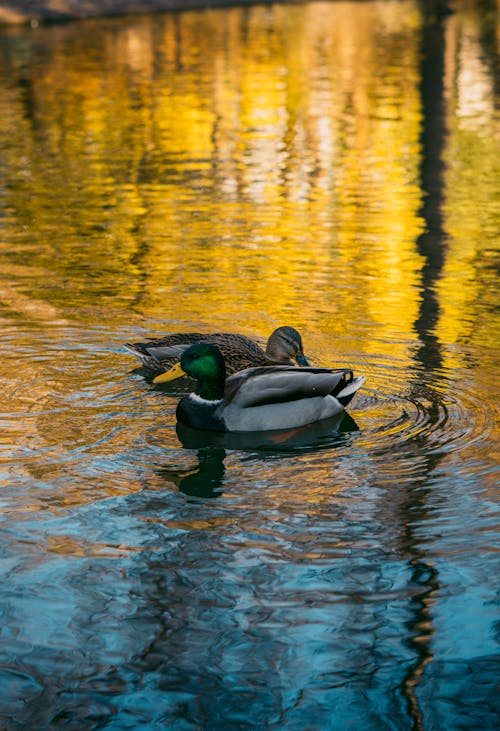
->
124;325;309;374
153;342;364;433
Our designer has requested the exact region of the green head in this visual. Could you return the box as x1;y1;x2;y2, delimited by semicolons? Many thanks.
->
154;342;226;400
181;342;226;381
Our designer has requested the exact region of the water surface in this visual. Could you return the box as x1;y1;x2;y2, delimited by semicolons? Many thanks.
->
0;1;499;729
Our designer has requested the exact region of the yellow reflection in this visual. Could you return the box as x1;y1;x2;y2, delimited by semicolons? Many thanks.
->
0;0;497;377
437;9;500;356
134;1;425;362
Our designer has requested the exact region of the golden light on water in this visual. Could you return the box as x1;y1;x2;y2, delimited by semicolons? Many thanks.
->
0;7;499;725
0;1;497;365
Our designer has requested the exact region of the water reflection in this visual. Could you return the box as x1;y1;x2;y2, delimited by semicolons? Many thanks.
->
154;413;359;498
0;1;499;729
395;5;449;720
157;447;227;498
0;0;496;359
175;412;359;453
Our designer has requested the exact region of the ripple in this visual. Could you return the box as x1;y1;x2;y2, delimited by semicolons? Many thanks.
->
0;668;44;716
344;352;493;463
1;326;496;512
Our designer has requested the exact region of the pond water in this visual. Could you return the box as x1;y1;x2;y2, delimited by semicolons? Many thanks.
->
0;1;499;728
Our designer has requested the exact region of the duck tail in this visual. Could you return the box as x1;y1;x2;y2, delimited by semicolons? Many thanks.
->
336;376;365;407
123;343;163;369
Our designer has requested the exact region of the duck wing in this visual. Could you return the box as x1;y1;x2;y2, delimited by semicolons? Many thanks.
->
208;333;266;357
124;332;267;371
224;366;356;408
124;332;208;368
219;366;364;432
144;332;208;346
126;342;191;364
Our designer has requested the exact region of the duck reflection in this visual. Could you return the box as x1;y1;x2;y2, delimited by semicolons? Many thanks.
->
156;447;227;498
156;412;359;498
176;411;358;453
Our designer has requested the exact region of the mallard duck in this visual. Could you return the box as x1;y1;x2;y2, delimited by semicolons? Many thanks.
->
124;325;309;374
153;343;364;432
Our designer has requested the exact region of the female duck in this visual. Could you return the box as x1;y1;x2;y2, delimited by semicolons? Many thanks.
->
125;325;309;374
154;342;364;433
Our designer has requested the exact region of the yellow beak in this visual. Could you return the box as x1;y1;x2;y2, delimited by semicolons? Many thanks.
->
153;361;186;384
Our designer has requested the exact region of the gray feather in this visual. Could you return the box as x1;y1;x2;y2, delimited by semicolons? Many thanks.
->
224;366;351;408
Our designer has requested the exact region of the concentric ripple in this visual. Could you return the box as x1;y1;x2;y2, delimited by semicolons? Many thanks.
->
1;325;496;514
342;350;495;479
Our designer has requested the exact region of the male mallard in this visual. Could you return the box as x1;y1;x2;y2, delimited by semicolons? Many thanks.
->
124;325;309;374
153;342;364;432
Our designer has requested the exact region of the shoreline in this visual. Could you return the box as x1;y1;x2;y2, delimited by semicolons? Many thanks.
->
0;0;288;26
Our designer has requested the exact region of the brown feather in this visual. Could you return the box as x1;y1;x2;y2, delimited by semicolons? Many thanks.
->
124;326;308;375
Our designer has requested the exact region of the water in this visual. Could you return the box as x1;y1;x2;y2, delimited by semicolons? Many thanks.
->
0;1;499;728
